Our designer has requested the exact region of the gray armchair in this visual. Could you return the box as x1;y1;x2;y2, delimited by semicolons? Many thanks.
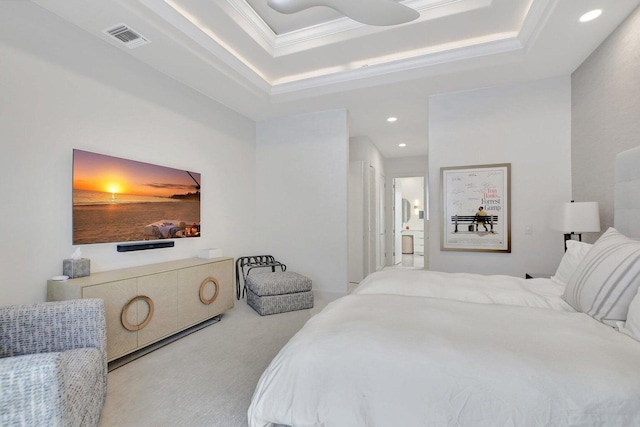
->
0;299;107;426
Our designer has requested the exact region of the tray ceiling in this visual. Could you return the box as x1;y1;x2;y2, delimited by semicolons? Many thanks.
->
31;0;640;157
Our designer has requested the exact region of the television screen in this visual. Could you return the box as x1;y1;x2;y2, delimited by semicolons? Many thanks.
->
72;149;201;245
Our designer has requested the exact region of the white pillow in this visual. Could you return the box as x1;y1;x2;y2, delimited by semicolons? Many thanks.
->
620;287;640;341
563;227;640;326
550;240;593;285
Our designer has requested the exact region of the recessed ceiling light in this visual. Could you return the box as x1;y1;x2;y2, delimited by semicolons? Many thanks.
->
398;143;407;147
579;9;602;23
387;117;397;122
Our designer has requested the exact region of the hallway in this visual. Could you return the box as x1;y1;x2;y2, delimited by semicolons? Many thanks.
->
396;253;424;269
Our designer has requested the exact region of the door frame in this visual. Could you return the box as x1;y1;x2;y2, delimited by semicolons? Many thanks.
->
386;173;429;269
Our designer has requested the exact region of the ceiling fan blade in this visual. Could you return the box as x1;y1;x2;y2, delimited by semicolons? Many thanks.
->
267;0;420;26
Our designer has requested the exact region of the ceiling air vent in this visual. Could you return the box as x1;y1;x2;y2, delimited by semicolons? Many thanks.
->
103;23;150;49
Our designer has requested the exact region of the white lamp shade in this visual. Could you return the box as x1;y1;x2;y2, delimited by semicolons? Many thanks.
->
556;201;601;233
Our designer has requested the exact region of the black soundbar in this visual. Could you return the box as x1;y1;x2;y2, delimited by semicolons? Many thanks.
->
117;241;175;252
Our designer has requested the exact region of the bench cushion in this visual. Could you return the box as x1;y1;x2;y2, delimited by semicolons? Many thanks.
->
247;288;314;316
246;271;312;296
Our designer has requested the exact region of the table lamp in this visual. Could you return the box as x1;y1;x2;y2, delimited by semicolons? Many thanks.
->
556;200;601;251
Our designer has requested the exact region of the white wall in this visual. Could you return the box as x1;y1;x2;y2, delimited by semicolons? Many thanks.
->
428;77;571;277
0;3;256;305
256;110;349;297
350;137;385;174
572;5;640;242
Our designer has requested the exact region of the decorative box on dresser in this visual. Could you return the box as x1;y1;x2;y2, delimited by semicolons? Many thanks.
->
48;257;234;362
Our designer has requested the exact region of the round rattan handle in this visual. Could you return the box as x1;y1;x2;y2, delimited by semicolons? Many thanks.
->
121;295;154;331
199;277;220;305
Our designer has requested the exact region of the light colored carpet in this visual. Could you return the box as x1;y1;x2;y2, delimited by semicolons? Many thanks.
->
98;293;332;427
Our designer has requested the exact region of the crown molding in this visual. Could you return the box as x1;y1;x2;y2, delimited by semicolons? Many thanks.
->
139;0;554;102
269;34;523;98
141;0;270;91
517;0;558;52
225;0;492;57
222;0;277;56
269;0;560;98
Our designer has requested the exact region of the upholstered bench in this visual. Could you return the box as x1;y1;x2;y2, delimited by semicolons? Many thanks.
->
246;271;313;316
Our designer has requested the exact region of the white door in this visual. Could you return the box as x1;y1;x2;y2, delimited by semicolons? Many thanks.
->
348;161;365;283
367;166;376;275
377;172;386;271
393;179;403;265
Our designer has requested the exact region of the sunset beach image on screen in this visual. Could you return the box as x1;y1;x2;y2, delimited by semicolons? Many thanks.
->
72;149;201;245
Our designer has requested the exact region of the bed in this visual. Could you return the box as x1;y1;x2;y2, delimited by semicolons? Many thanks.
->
248;146;640;427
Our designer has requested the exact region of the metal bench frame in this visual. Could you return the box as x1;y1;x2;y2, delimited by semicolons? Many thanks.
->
450;214;499;233
235;255;286;300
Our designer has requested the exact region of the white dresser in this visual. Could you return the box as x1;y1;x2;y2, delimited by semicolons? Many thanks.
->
48;257;234;362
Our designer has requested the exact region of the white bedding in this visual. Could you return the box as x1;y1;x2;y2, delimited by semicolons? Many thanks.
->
353;269;574;312
249;294;640;427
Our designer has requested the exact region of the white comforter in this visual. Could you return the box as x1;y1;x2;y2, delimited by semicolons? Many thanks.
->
249;295;640;427
353;269;574;312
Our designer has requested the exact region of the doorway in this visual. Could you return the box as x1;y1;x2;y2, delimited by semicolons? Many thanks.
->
393;176;426;269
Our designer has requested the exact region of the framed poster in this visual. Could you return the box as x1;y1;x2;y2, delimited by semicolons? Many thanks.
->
441;163;511;252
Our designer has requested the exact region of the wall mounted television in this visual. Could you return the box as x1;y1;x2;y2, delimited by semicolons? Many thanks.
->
72;149;201;245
